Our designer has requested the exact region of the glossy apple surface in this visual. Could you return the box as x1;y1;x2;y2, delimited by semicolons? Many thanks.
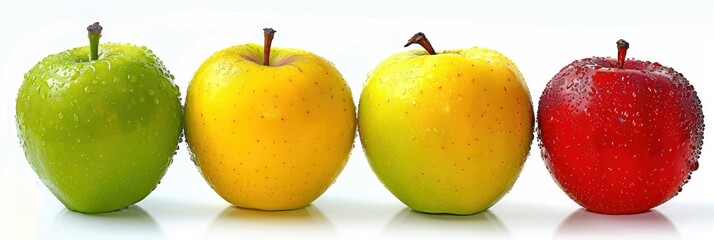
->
184;29;356;211
537;40;703;214
15;23;182;213
359;33;534;215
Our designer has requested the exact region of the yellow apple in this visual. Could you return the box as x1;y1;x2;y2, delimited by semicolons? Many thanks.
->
185;29;356;210
359;33;534;215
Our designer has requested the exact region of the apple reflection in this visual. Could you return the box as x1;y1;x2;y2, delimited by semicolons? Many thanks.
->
43;205;164;239
382;208;511;239
554;209;679;239
208;205;337;239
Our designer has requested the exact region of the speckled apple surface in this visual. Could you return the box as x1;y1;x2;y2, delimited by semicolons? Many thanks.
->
184;42;356;211
359;46;534;215
537;43;704;214
16;42;183;213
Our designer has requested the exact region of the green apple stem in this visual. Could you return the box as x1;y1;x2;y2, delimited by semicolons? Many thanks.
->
616;39;629;69
87;22;103;61
263;28;276;66
404;32;436;55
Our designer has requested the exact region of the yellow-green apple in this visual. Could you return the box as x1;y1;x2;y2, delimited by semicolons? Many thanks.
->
359;32;534;215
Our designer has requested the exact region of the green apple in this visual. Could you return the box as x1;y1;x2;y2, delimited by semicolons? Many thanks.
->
359;33;534;215
185;28;356;210
15;22;182;213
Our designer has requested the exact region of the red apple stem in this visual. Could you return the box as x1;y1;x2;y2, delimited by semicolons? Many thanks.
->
616;39;629;69
87;22;103;61
263;28;276;66
405;32;436;55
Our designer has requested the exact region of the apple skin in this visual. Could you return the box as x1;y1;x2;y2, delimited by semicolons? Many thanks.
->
185;43;356;211
15;43;183;213
537;57;704;214
359;47;534;215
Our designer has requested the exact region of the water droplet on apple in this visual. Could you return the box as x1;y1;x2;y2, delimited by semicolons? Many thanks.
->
75;138;81;143
691;161;699;171
153;98;160;105
148;89;155;96
83;85;94;93
86;65;96;74
104;60;111;70
58;112;64;119
73;113;79;122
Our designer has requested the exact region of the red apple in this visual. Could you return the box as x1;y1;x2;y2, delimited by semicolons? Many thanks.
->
537;39;704;215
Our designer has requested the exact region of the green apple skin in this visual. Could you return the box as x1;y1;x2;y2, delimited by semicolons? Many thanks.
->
16;43;182;213
359;48;534;215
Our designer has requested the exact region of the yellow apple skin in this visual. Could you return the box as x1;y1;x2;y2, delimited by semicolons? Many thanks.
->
359;48;534;215
185;44;356;210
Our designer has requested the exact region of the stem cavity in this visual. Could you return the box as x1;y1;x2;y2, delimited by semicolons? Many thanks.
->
405;32;436;55
616;39;629;69
87;22;103;61
263;28;276;66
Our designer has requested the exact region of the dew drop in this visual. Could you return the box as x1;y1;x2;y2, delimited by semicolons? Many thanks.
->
103;60;111;70
691;161;699;171
58;112;64;119
73;113;79;122
153;98;160;105
148;89;155;96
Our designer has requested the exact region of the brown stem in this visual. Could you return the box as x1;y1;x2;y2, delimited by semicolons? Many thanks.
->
87;22;103;61
616;39;629;69
404;32;436;55
263;28;276;66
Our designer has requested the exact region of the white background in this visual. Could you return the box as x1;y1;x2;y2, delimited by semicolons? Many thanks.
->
1;0;713;239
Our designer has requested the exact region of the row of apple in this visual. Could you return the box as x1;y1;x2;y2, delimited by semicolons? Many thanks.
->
15;23;703;215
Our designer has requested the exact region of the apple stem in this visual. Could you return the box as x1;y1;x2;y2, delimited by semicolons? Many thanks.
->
616;39;629;69
87;22;103;61
263;28;276;66
404;32;436;55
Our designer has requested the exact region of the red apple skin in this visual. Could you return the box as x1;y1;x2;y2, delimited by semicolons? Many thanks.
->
537;57;703;215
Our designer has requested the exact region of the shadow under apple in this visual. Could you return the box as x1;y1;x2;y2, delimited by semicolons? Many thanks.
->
382;208;511;239
207;204;338;240
553;208;680;239
43;205;164;240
